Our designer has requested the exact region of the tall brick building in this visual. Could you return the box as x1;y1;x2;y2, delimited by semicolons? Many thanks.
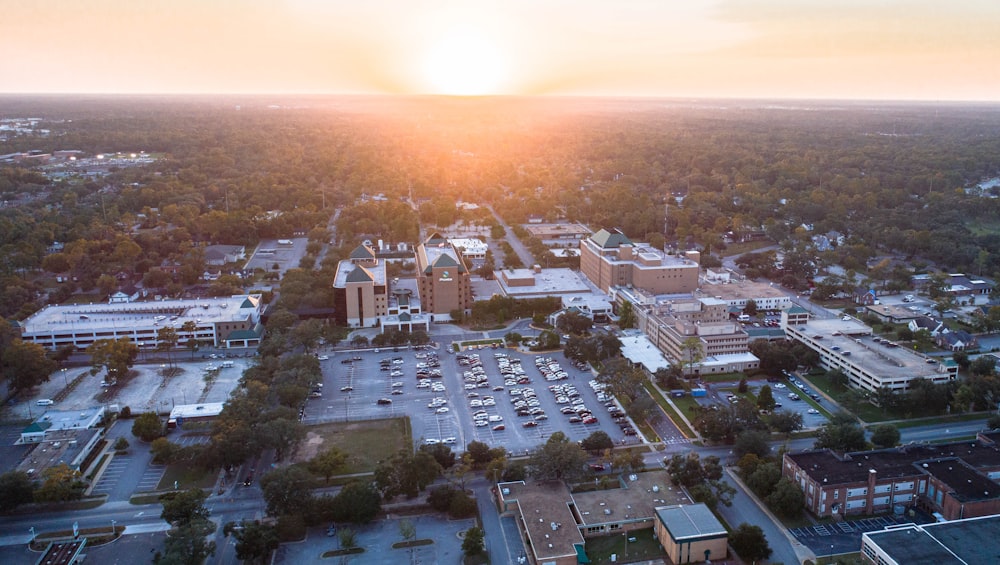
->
414;233;472;320
579;228;700;294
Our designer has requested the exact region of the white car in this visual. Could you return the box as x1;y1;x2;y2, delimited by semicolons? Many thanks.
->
317;355;329;361
774;383;787;389
424;438;440;445
470;400;483;408
442;437;457;445
391;382;404;388
807;408;820;414
475;419;489;427
435;407;450;414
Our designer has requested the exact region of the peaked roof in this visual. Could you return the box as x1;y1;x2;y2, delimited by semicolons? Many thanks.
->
590;228;632;249
240;296;259;309
349;244;376;260
424;231;447;244
346;265;374;283
787;305;809;314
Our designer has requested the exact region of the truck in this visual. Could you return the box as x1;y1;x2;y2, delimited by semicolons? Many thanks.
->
691;388;707;397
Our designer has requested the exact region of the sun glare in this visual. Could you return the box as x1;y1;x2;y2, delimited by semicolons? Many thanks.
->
422;30;507;95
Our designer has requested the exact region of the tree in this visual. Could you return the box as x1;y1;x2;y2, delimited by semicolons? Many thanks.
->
180;321;201;359
734;430;771;459
681;336;704;376
260;466;313;517
291;319;324;353
528;432;589;481
113;437;130;453
814;414;867;453
258;417;305;462
580;430;614;454
768;410;804;434
155;519;215;565
161;488;210;526
0;470;34;512
350;334;370;348
88;338;139;384
153;325;178;365
150;437;181;463
132;412;164;442
230;521;279;565
556;310;592;335
374;450;442;499
618;300;637;329
331;481;381;524
827;368;849;388
418;443;456;470
0;339;57;394
33;464;85;502
462;526;485;557
731;523;772;564
738;377;749;393
308;447;348;483
756;385;776;412
743;299;759;317
338;528;357;549
970;356;997;377
766;477;805;518
746;462;782;497
870;424;901;449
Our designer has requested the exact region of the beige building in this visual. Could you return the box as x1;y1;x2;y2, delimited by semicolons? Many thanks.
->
414;233;472;320
333;244;387;328
580;228;700;294
642;296;758;375
653;504;728;563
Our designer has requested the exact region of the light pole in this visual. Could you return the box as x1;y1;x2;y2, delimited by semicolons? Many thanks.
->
111;519;116;537
61;368;68;387
29;527;35;545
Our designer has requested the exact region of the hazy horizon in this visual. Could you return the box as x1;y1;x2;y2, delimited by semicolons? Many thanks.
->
2;1;998;102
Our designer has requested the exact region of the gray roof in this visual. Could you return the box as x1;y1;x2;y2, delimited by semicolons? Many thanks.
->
349;244;376;260
590;228;632;249
345;265;374;283
865;515;1000;565
655;504;726;541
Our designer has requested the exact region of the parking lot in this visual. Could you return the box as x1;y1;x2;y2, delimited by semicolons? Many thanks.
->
790;514;923;556
694;377;830;429
304;346;634;454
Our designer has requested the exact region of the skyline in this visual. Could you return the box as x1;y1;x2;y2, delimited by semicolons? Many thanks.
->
1;1;999;101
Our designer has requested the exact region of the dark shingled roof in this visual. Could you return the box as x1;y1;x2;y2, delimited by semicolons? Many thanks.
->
349;244;376;260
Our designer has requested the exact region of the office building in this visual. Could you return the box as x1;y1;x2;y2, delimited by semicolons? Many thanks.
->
580;228;700;294
332;244;388;328
860;513;1000;565
414;233;472;320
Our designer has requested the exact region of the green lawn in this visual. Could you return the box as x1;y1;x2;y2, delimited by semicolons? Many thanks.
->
157;461;218;491
584;529;665;564
642;382;697;437
60;292;104;305
298;417;411;474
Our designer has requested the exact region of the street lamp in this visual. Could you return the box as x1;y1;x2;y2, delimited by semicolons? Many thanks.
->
111;519;116;537
61;368;68;387
29;527;35;544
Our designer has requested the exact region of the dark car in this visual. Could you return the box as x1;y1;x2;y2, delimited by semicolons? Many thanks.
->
244;473;254;487
376;398;392;405
589;463;605;471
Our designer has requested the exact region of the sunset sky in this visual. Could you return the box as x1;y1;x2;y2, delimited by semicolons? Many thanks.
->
2;0;998;100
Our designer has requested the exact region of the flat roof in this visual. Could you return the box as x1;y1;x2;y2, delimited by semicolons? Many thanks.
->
21;295;260;335
31;407;104;432
169;402;225;420
448;238;488;253
921;459;999;502
524;223;592;239
787;439;1000;485
494;268;592;297
786;318;945;380
17;428;100;473
698;280;792;303
866;514;1000;565
620;335;672;372
574;472;689;527
500;481;582;560
655;504;727;541
561;294;612;311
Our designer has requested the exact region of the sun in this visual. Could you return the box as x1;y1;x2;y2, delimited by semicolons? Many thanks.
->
422;30;508;95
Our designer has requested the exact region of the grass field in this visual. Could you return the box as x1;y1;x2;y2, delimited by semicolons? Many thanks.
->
584;529;665;564
297;417;411;474
157;460;218;491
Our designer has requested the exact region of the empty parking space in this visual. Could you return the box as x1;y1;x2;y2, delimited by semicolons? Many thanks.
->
135;463;166;492
91;456;131;495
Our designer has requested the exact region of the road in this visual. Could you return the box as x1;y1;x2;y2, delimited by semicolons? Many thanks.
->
485;204;536;268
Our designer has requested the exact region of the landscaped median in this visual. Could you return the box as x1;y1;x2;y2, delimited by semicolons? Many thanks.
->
642;380;699;438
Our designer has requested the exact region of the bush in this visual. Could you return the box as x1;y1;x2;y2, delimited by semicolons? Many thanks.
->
119;406;132;419
131;412;164;442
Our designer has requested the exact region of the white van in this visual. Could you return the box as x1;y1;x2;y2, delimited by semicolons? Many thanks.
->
737;314;751;322
36;399;54;406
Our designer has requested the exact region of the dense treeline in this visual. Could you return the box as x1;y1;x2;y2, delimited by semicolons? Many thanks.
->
3;96;1000;323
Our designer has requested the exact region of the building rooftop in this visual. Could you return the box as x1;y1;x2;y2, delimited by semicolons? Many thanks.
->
17;428;100;473
20;295;261;336
589;228;633;249
787;439;1000;485
561;294;612;313
655;504;727;542
920;458;999;502
785;318;946;380
448;238;488;255
620;335;672;373
574;472;689;527
494;268;593;298
697;279;791;304
499;481;583;561
334;259;386;287
29;407;104;432
865;514;1000;565
524;223;592;240
168;402;226;420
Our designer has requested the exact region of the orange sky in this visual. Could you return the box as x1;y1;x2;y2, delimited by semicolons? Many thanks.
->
1;0;998;100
